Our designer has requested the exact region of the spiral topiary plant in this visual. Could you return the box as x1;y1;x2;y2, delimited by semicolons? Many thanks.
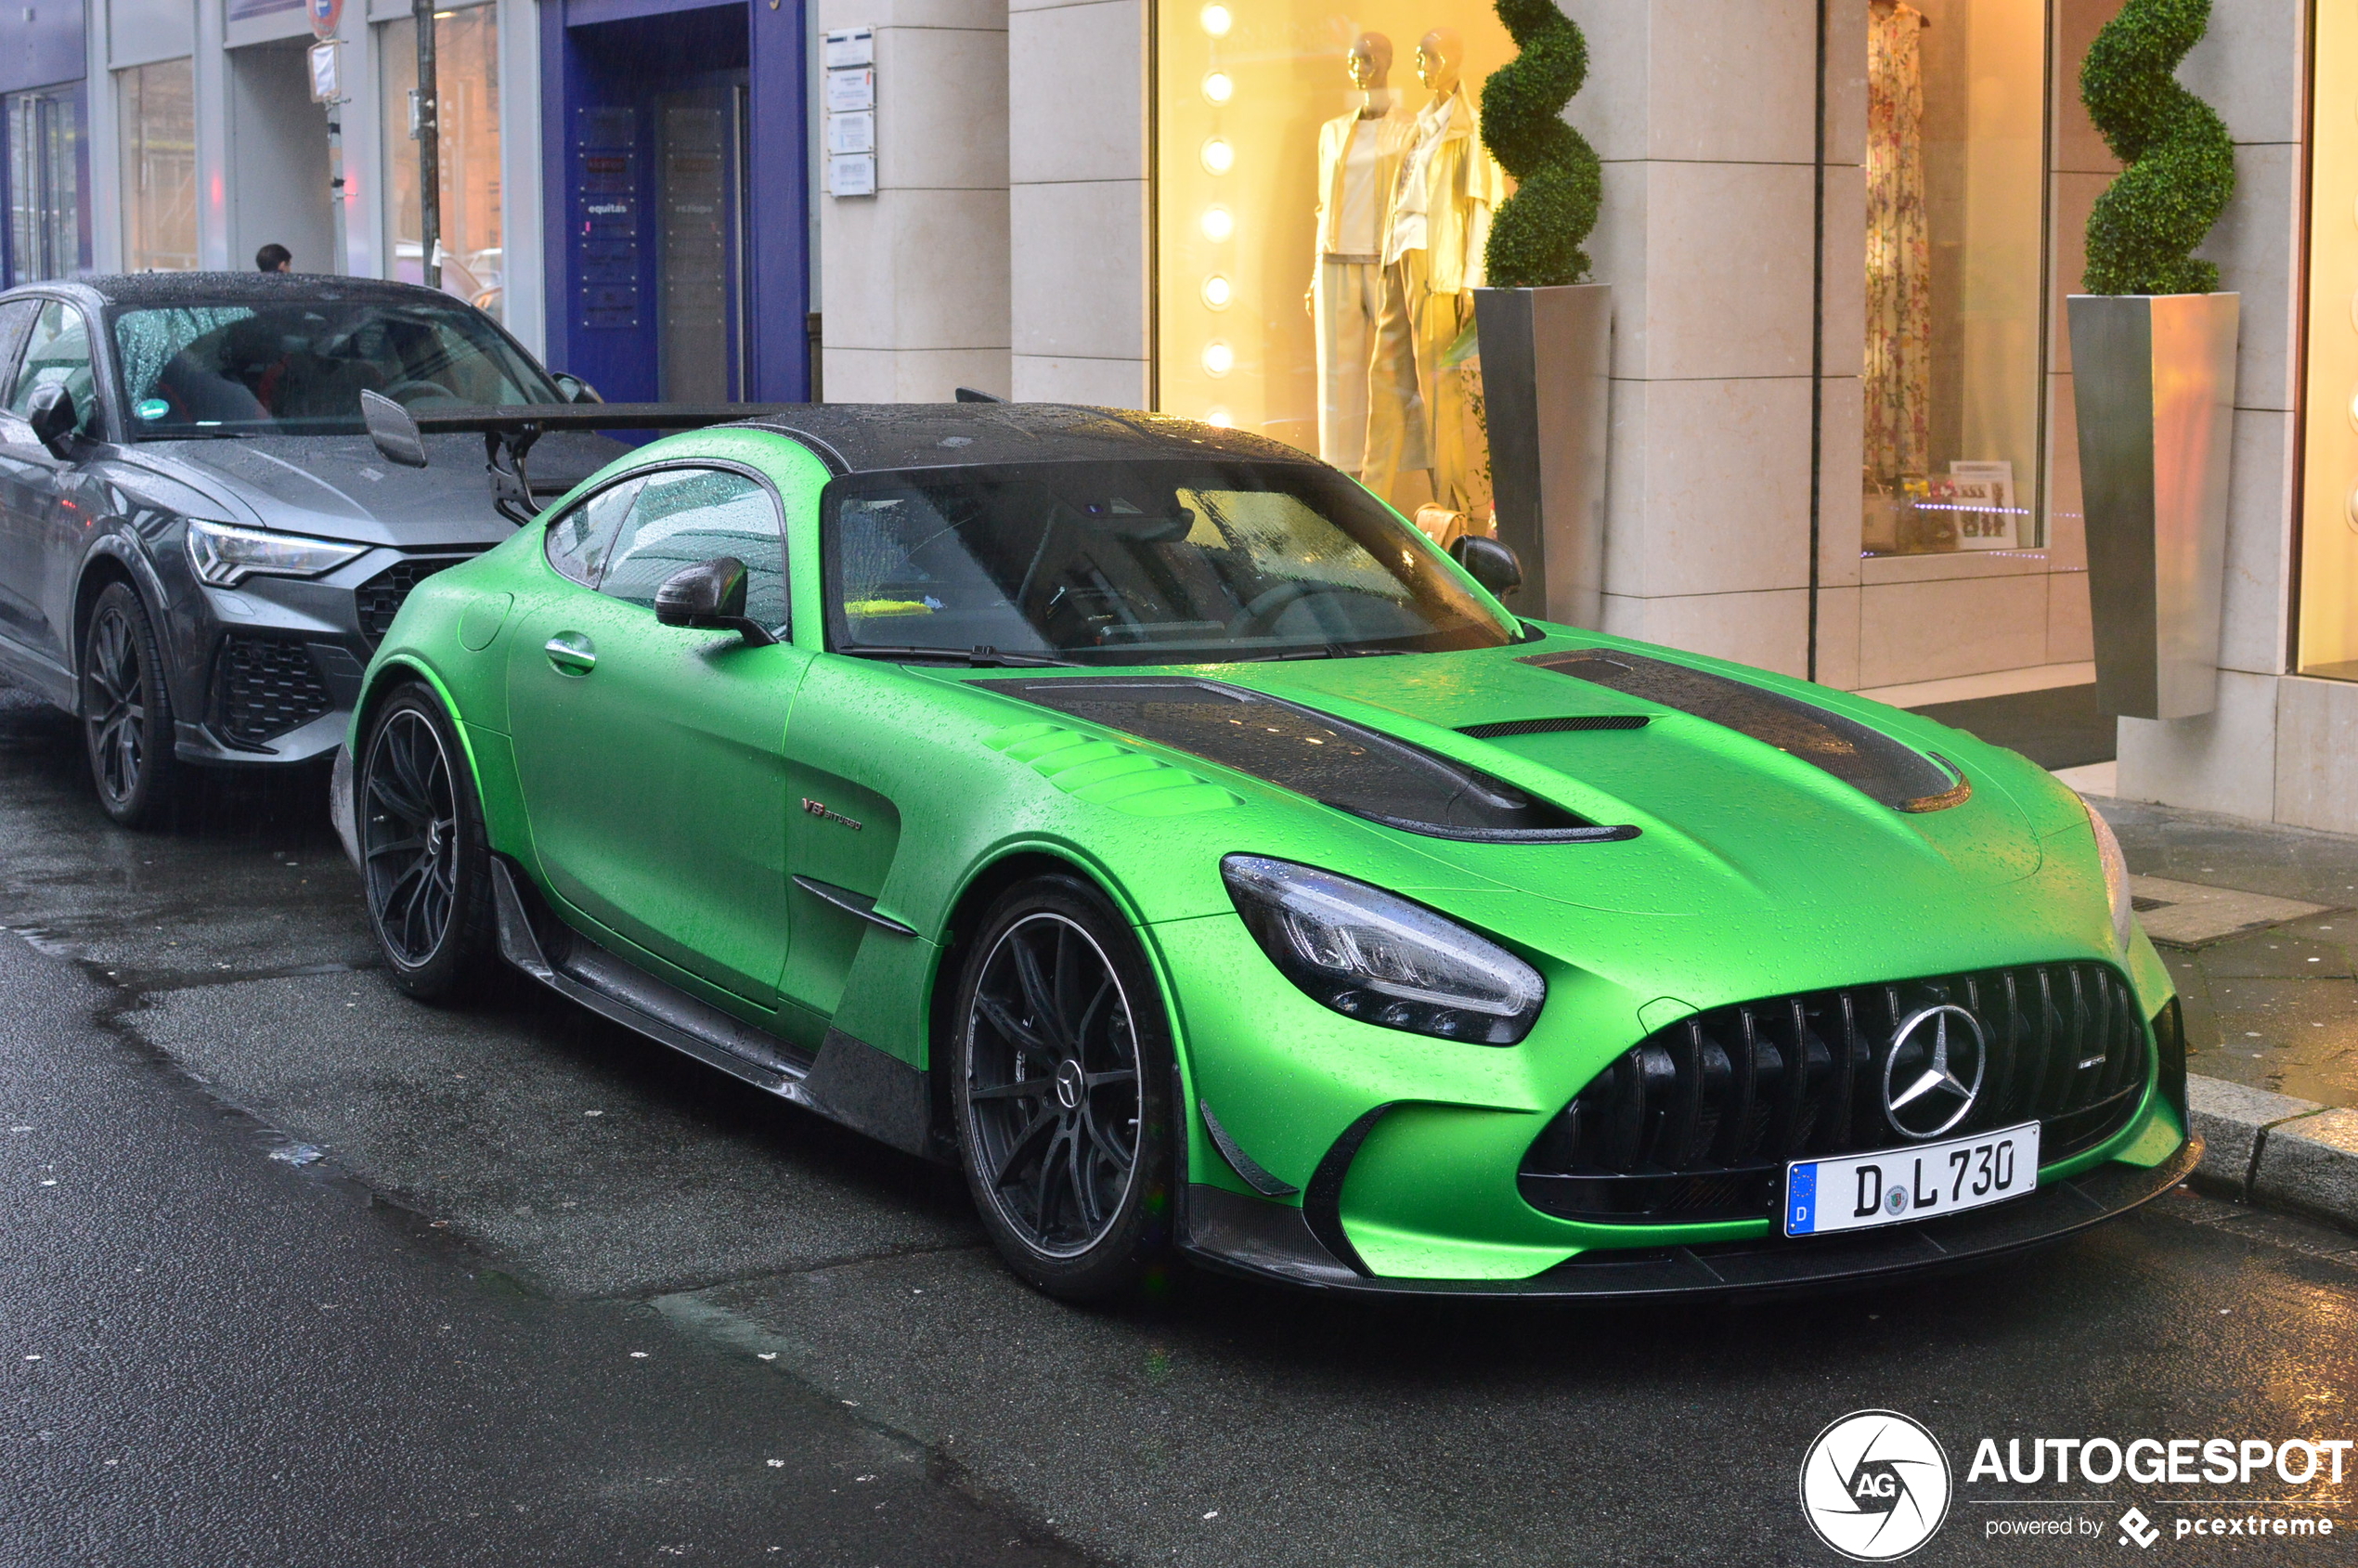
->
2080;0;2235;295
1480;0;1601;290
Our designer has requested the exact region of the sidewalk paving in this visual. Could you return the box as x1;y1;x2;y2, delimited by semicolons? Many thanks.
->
2092;796;2358;1111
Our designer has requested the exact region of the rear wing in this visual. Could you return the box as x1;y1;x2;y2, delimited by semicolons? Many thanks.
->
359;390;798;525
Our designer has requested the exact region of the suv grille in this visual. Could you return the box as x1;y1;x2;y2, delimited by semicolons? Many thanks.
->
212;636;333;746
356;556;471;645
1520;962;2150;1225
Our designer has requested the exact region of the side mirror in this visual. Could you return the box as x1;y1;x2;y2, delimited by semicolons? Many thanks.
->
25;382;78;455
654;557;778;646
360;388;429;468
552;373;602;405
1450;534;1523;599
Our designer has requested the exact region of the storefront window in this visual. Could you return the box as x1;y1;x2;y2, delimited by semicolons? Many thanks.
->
381;5;503;318
117;58;196;274
2299;0;2358;679
1863;0;2047;556
1154;2;1513;536
6;85;85;286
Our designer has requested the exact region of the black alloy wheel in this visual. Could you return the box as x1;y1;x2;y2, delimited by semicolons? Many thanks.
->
360;685;494;1001
80;581;180;827
953;875;1175;1300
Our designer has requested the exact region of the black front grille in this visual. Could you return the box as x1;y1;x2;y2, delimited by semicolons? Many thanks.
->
212;636;333;745
1520;962;2151;1225
356;556;469;644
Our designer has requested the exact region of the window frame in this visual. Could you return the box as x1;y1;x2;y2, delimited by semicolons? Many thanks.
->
551;459;794;636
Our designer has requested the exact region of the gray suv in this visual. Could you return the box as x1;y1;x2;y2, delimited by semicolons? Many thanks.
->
0;272;623;824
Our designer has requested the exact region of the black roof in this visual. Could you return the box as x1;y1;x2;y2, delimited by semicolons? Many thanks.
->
14;272;461;310
733;403;1308;473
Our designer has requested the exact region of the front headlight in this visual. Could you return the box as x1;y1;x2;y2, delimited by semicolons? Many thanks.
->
1221;854;1545;1044
2082;795;2133;952
185;518;368;588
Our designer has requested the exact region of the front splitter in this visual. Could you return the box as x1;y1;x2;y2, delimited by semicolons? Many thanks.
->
1178;1135;2203;1300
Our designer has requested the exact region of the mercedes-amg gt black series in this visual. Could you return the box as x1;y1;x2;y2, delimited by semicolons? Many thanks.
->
0;272;625;824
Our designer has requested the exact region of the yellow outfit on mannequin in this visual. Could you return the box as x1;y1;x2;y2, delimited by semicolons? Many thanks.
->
1312;95;1409;473
1360;83;1502;516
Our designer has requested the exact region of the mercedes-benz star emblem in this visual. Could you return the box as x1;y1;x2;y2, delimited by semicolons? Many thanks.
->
1880;1004;1986;1140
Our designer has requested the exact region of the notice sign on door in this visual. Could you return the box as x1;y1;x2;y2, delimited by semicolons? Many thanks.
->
823;27;878;197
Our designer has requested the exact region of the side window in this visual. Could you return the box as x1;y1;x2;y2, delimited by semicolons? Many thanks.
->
7;301;97;434
599;468;788;630
0;300;41;394
543;476;644;587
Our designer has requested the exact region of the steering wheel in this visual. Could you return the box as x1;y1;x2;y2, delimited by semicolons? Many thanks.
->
1225;579;1363;639
383;379;457;407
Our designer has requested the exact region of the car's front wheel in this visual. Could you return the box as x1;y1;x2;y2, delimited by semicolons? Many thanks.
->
952;875;1176;1302
80;581;181;827
359;684;495;1002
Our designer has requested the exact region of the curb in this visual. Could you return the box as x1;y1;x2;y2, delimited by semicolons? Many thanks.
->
2186;1074;2358;1232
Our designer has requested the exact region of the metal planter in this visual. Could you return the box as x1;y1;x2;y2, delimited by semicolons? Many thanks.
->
1472;282;1611;628
2066;292;2239;719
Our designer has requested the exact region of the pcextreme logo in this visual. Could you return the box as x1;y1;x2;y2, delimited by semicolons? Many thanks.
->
1800;1409;1954;1561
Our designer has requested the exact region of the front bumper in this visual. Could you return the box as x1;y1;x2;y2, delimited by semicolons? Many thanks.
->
164;545;476;767
1180;1133;2200;1298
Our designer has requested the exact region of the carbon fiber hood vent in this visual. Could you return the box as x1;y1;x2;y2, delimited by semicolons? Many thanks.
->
974;677;1638;844
1522;650;1969;812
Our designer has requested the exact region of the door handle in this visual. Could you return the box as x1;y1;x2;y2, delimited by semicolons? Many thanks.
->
544;632;597;674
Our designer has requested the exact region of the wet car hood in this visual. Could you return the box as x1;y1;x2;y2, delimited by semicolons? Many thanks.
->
115;430;628;548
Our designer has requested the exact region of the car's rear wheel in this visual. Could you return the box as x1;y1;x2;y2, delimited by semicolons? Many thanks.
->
81;581;180;827
360;684;494;1001
952;875;1176;1302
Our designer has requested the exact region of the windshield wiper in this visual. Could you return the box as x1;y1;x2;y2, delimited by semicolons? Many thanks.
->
845;645;1082;668
1237;645;1409;663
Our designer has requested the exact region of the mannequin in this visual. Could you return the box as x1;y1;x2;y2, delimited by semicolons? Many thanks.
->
1359;28;1504;517
1309;33;1410;474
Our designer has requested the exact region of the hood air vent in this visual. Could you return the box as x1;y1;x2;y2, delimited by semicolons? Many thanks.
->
1522;650;1970;813
975;676;1639;845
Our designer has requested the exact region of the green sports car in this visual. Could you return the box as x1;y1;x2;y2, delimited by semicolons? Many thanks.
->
331;402;2196;1302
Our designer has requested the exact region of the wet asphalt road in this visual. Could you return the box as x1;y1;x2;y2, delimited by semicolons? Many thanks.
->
2;684;2355;1567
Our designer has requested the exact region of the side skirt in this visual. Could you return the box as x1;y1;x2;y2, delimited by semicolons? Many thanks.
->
490;857;941;1159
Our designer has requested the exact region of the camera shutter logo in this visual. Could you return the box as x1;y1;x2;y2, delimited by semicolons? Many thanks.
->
1881;1004;1986;1140
1799;1409;1952;1561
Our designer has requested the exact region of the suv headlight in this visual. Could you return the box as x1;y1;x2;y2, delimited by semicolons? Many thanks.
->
2081;795;2133;952
1221;854;1545;1044
185;518;368;588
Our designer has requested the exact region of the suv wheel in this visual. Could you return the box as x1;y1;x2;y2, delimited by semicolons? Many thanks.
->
81;581;180;827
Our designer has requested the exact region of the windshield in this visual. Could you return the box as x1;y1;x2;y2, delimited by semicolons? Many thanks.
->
110;298;563;438
823;460;1518;664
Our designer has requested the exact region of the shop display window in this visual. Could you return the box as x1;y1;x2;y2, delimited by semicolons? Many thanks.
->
118;58;195;274
1863;0;2048;556
2299;0;2358;680
382;5;504;318
1155;2;1514;540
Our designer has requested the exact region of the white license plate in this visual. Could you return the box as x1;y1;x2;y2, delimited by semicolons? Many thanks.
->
1783;1121;2040;1238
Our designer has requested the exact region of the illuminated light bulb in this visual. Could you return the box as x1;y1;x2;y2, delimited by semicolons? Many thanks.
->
1200;274;1233;309
1202;71;1234;104
1200;137;1234;175
1202;341;1235;376
1199;206;1234;242
1199;3;1231;38
1205;407;1234;428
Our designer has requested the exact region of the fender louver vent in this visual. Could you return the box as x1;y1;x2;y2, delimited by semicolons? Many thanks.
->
1522;649;1969;812
976;676;1638;844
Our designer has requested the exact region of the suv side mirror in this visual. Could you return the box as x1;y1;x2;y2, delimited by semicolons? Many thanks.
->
551;373;602;405
1450;534;1523;600
654;557;777;646
24;382;79;456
